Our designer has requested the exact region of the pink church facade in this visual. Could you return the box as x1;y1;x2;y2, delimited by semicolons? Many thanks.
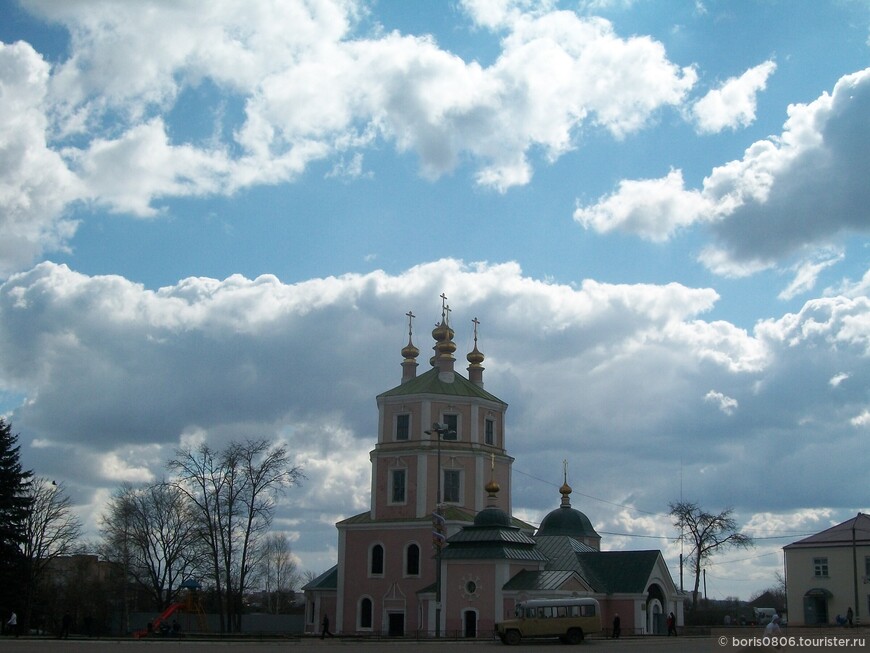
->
303;300;683;638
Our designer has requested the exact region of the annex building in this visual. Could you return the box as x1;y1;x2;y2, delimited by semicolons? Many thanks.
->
303;299;682;638
784;512;870;626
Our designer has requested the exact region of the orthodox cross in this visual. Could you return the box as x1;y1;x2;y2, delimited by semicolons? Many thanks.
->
472;317;480;345
563;459;568;484
405;310;415;338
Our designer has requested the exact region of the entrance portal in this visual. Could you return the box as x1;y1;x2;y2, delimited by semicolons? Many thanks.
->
388;612;405;636
464;610;477;637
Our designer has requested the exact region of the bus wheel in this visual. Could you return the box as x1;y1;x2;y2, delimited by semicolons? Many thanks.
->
565;628;583;644
504;630;521;645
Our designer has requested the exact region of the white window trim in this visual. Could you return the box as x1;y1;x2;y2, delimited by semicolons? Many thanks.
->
404;541;421;578
357;595;374;631
440;412;461;440
388;467;407;505
442;467;463;504
368;542;385;578
394;413;411;441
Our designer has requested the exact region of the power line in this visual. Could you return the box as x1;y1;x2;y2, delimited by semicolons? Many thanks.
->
512;466;659;516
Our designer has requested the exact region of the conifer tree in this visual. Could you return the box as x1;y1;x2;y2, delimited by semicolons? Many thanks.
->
0;419;33;613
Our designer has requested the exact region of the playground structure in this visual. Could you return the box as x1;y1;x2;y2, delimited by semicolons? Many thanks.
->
133;579;208;638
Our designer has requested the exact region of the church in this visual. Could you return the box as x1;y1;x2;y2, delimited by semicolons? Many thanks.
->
303;298;683;638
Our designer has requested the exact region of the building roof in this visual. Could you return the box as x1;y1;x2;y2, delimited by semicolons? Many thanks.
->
535;535;596;571
378;366;505;404
502;569;593;592
784;512;870;549
302;565;337;591
574;550;662;594
537;504;600;539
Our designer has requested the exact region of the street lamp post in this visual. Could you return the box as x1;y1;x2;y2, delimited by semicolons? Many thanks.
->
425;422;455;638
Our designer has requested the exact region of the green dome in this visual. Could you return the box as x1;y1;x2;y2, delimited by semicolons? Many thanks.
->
474;505;512;527
537;505;599;538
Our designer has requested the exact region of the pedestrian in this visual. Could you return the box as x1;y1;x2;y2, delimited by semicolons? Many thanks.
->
60;612;71;638
764;613;782;637
667;611;678;636
847;607;853;627
321;613;334;639
611;613;620;639
6;611;18;638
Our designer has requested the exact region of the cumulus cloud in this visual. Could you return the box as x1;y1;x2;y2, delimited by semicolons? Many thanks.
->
0;41;82;275
576;68;870;275
2;0;698;273
691;61;777;134
1;258;868;576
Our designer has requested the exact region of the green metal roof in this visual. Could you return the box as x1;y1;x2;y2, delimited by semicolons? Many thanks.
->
574;550;661;594
302;564;337;591
378;367;506;404
535;535;596;571
502;569;590;592
442;545;549;561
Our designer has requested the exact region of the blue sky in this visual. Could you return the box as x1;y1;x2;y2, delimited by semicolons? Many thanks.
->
1;0;869;601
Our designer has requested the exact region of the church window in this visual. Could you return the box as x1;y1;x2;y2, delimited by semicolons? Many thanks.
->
405;543;420;576
484;418;494;445
443;469;461;503
396;414;410;440
390;468;406;504
443;413;458;439
359;597;373;629
370;544;384;576
813;557;828;577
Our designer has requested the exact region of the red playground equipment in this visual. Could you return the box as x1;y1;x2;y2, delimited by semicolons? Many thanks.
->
133;579;207;638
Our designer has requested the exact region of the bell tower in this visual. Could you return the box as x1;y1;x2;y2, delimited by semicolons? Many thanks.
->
371;297;512;520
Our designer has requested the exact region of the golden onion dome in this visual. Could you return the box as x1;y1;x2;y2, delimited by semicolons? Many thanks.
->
401;341;419;360
467;344;484;365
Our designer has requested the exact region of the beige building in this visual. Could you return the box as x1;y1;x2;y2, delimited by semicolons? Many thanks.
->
784;512;870;626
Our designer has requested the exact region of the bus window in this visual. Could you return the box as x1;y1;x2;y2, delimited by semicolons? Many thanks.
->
581;604;596;617
557;606;567;618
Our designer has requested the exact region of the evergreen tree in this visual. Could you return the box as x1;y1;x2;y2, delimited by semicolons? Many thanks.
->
0;419;33;614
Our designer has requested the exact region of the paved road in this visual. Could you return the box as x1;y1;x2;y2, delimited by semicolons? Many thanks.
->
0;636;729;653
1;633;867;653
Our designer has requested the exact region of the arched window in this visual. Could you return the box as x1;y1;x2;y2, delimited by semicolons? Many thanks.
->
359;597;373;629
370;544;384;575
406;543;420;576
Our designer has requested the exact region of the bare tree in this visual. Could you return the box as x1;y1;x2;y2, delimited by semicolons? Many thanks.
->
255;532;301;613
168;439;303;632
21;477;83;629
669;500;753;609
101;481;205;611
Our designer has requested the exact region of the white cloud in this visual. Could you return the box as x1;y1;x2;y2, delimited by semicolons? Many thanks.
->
576;68;870;273
0;42;82;275
574;168;713;241
2;258;868;577
1;0;699;273
692;61;777;134
829;372;849;387
778;250;844;300
704;390;738;415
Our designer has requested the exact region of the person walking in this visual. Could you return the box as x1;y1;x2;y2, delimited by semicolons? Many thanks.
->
321;613;334;639
6;611;18;638
667;611;678;636
611;613;621;639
